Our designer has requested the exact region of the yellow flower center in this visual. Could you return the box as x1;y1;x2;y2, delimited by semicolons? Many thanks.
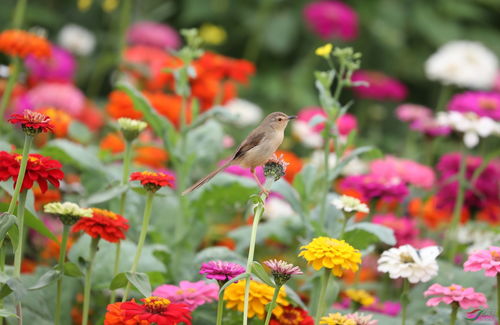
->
143;296;171;314
399;252;414;263
141;171;159;177
478;98;497;110
91;208;118;219
491;250;500;261
279;308;303;325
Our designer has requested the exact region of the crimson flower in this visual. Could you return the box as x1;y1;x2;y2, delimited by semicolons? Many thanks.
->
113;297;192;325
72;208;129;243
130;171;175;193
8;110;54;135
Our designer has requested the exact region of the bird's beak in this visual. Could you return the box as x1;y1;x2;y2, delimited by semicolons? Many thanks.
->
287;115;297;120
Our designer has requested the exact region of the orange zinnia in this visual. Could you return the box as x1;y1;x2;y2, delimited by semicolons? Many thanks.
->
133;146;168;169
72;208;129;243
100;133;126;154
144;92;191;128
37;107;72;138
408;197;470;229
41;235;75;260
0;29;51;59
106;90;143;120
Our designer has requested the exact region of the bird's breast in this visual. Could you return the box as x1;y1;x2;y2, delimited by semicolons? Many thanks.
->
239;131;284;168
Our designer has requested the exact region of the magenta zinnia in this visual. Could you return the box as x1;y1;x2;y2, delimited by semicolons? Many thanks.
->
199;260;246;285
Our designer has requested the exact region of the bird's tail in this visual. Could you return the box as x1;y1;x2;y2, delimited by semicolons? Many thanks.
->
182;160;232;195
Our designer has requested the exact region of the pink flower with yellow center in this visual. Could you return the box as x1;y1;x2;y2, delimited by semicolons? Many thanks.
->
464;246;500;277
152;280;218;311
424;283;488;309
448;91;500;121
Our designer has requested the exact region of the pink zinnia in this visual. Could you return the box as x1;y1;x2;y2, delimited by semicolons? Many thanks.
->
369;156;435;189
396;104;432;122
341;174;409;202
464;246;500;277
372;214;419;247
345;313;378;325
303;0;358;41
351;70;408;101
127;21;181;50
152;280;218;311
424;283;488;309
447;91;500;121
25;46;76;84
199;260;246;284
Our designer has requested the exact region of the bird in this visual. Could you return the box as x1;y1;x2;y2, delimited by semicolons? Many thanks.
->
182;112;296;195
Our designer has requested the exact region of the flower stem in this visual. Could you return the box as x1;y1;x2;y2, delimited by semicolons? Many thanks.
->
243;178;273;325
122;191;154;301
497;274;500;325
0;57;20;123
116;0;132;62
11;0;27;28
54;225;70;325
400;279;410;325
264;285;281;325
7;135;33;214
449;303;458;325
216;290;225;325
314;269;331;325
12;191;27;324
436;84;452;112
81;237;99;325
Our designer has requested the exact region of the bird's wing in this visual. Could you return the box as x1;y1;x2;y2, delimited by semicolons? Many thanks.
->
233;130;266;160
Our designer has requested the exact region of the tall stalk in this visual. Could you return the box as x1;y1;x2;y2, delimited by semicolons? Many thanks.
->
116;0;133;62
264;285;281;325
400;279;410;325
54;225;70;325
11;0;28;28
7;136;32;214
13;191;27;324
0;57;20;123
314;269;331;325
81;237;100;325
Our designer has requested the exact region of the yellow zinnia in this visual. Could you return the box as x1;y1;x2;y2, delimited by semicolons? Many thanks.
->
320;312;356;325
298;237;361;276
223;280;289;319
344;289;375;306
315;43;333;58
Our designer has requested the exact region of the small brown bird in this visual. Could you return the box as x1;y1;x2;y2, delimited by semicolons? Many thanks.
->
182;112;296;195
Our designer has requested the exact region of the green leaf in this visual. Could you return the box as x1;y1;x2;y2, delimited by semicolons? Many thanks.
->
40;139;105;172
0;308;18;319
68;121;92;144
284;285;307;310
0;285;12;300
329;146;379;181
84;184;129;205
6;277;26;301
29;269;61;290
218;272;249;293
125;272;151;297
251;262;275;288
7;224;19;251
343;222;396;249
0;212;16;242
109;272;128;290
63;262;84;277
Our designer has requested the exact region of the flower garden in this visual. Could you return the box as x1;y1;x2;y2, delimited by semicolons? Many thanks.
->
0;1;499;325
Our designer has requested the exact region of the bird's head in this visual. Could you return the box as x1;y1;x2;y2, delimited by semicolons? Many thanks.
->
264;112;296;130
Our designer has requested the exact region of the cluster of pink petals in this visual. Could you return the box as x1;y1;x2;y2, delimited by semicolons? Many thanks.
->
127;21;181;50
370;156;435;189
341;174;409;202
152;280;218;311
25;46;76;84
448;91;500;121
396;104;451;137
464;246;500;277
303;0;358;41
199;260;246;282
424;283;488;309
336;297;401;316
264;259;303;275
372;214;419;247
223;162;266;184
345;313;378;325
296;107;358;136
351;70;408;101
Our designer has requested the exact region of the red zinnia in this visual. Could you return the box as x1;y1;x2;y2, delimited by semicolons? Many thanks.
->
8;110;54;135
72;208;129;243
130;171;175;193
105;297;192;325
269;306;314;325
0;151;63;193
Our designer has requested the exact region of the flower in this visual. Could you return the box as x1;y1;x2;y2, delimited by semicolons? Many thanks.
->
25;45;76;84
377;245;441;283
0;29;51;59
340;175;409;202
369;156;436;189
264;259;303;286
332;195;369;214
223;280;289;319
464;246;500;276
351;70;407;101
269;306;314;325
100;133;126;154
304;1;358;41
344;289;375;306
33;186;61;210
57;24;96;56
152;280;218;311
319;312;356;325
37;107;72;138
44;202;92;225
457;223;500;253
0;152;63;193
224;98;263;127
118;117;147;141
72;208;129;243
424;283;488;309
8;109;54;135
264;154;290;181
345;313;378;325
130;171;175;192
408;197;469;229
264;196;295;219
424;40;498;89
372;214;419;247
133;146;169;169
363;299;400;317
397;104;452;136
315;43;333;58
105;297;192;325
299;237;361;276
127;21;181;50
199;24;227;45
199;260;246;285
106;90;143;120
448;91;500;121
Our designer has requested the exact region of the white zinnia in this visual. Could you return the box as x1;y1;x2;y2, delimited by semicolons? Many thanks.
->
332;195;369;214
58;24;96;56
457;224;500;254
377;245;441;283
425;41;498;89
264;197;294;219
437;111;500;148
224;98;263;127
44;202;92;218
292;120;323;148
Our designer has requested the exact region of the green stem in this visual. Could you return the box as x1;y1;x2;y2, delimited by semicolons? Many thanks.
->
0;242;4;325
122;192;154;301
13;191;27;278
7;135;33;214
400;279;410;325
216;290;225;325
0;57;20;123
264;285;281;325
81;237;99;325
243;0;274;62
314;269;331;325
55;225;70;325
436;84;452;112
340;216;349;238
11;0;28;28
243;178;273;325
497;274;500;325
449;303;458;325
116;0;133;63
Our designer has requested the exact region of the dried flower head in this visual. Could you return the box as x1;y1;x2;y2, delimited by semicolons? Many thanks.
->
264;154;289;181
118;117;147;141
44;202;92;225
332;195;369;214
8;110;54;135
264;259;303;286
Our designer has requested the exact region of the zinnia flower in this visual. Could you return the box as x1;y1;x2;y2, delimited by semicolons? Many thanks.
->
299;237;361;276
100;133;126;154
0;29;51;59
152;281;218;311
223;280;289;319
464;246;500;276
37;107;72;138
130;171;175;193
377;245;441;283
118;117;147;141
424;40;498;89
199;23;227;45
199;260;246;285
448;91;500;121
25;45;76;84
424;283;488;309
105;297;192;325
369;156;435;189
224;98;263;127
332;195;369;214
44;202;92;225
57;24;96;56
351;70;407;101
127;21;181;50
345;313;378;325
269;306;314;325
303;1;358;41
0;151;63;192
340;174;409;202
72;208;129;243
372;214;419;247
264;259;303;286
408;197;469;230
344;289;375;307
320;312;356;325
8;109;54;135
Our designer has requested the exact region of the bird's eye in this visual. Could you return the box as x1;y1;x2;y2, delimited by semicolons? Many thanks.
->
278;118;282;121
